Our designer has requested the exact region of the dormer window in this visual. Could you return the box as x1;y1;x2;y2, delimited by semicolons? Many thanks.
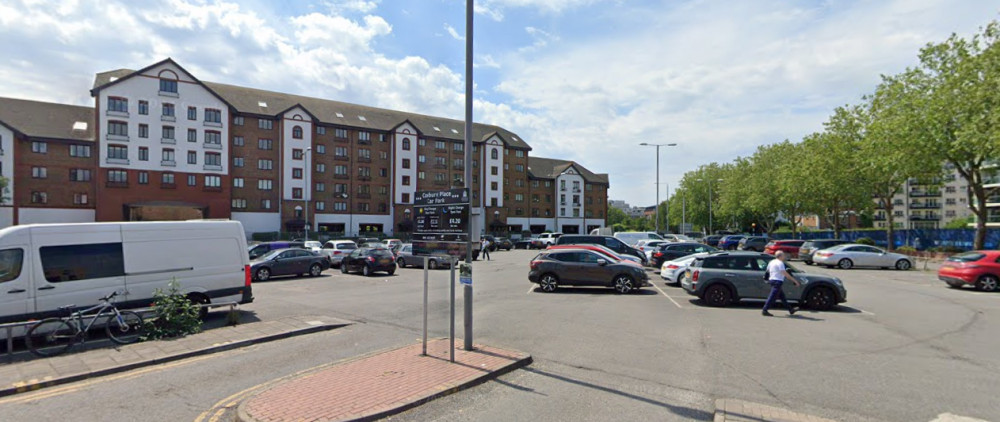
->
159;78;178;93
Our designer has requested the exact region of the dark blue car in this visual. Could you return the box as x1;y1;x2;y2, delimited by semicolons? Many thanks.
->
718;235;746;251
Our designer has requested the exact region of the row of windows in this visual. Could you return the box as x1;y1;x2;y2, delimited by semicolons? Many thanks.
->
109;97;222;123
106;145;221;165
106;169;221;187
29;142;92;157
107;121;222;143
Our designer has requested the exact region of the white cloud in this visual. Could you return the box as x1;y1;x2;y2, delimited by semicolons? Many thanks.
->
474;54;500;69
475;0;611;20
443;23;464;41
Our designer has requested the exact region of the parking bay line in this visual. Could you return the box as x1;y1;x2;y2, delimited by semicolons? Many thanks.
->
527;285;535;294
652;282;683;309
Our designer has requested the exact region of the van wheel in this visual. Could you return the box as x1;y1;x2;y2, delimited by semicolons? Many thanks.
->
703;284;732;307
187;293;209;319
255;267;271;281
310;264;322;277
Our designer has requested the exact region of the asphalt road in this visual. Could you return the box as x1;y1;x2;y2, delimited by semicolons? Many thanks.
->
0;249;997;422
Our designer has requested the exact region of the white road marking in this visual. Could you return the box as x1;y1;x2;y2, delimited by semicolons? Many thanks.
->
930;413;990;422
859;309;876;316
652;282;683;308
527;285;535;294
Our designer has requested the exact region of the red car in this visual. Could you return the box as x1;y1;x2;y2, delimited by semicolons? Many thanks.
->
545;244;643;267
938;250;1000;292
763;240;805;258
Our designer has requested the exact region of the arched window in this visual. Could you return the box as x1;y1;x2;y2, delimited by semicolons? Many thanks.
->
402;139;411;151
491;149;498;159
293;126;303;139
158;70;179;94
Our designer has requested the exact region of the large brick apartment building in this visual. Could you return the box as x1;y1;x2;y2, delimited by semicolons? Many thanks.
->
0;58;609;236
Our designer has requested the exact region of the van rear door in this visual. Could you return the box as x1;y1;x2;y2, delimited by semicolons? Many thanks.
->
32;225;127;315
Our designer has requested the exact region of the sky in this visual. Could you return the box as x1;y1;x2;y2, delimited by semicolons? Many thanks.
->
0;0;997;207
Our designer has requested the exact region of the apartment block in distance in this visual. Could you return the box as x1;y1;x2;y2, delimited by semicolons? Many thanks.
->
0;58;609;236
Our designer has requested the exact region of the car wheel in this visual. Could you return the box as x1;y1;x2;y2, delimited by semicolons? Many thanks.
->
397;258;406;268
804;261;814;266
428;259;439;270
613;275;635;294
310;264;322;277
673;273;685;287
363;265;372;277
895;259;911;271
805;286;835;310
703;284;732;307
341;264;348;274
539;274;558;292
388;267;396;276
838;259;854;270
255;267;270;281
975;275;999;292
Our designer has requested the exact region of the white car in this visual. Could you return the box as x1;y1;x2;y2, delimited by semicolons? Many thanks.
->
660;234;693;243
812;244;913;270
660;253;710;285
636;240;669;260
321;240;358;267
303;241;323;253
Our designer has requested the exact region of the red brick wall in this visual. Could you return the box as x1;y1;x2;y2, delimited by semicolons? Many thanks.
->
15;135;97;216
230;114;280;213
95;168;231;221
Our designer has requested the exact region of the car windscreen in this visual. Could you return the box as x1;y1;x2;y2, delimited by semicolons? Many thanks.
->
947;252;985;262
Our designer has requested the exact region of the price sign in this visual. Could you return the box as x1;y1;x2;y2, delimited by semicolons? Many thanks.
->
413;189;470;257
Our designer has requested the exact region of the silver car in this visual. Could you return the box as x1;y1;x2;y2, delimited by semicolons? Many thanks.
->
321;240;357;267
396;244;454;269
812;244;913;270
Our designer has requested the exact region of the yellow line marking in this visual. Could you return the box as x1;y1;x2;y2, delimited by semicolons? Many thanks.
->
0;353;219;405
653;283;683;308
206;408;226;422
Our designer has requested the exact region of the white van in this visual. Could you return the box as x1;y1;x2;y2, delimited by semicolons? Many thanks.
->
614;231;664;246
0;221;252;331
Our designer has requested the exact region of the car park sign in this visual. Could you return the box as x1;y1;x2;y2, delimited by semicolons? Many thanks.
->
413;188;470;257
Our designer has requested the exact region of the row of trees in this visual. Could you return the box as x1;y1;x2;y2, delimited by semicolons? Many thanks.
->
664;20;1000;250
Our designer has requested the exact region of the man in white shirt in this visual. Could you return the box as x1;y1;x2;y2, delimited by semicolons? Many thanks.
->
763;251;800;316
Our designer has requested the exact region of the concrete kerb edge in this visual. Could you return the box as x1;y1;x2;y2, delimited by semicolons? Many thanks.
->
0;322;349;398
235;345;533;422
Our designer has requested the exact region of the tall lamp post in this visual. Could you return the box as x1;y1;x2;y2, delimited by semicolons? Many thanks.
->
639;143;677;234
697;178;724;234
304;147;312;241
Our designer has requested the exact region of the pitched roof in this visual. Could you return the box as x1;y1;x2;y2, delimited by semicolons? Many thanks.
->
527;156;609;185
92;64;531;150
0;97;94;142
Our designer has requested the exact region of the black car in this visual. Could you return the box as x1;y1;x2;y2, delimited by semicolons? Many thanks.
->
738;236;769;252
341;248;397;276
704;235;723;248
514;236;538;249
528;248;650;294
650;242;718;268
799;239;849;265
494;237;513;251
251;248;329;281
248;241;306;260
555;235;647;265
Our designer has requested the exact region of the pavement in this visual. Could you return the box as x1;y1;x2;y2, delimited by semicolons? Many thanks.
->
236;338;531;422
0;314;350;398
715;399;837;422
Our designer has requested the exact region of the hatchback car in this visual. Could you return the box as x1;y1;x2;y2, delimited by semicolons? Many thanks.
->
937;250;1000;291
703;235;723;248
248;241;306;260
251;248;330;281
660;253;709;286
396;243;453;269
737;236;768;252
799;239;848;265
528;249;650;294
764;240;805;258
812;244;913;270
321;240;358;267
341;248;397;276
682;252;847;310
650;242;718;268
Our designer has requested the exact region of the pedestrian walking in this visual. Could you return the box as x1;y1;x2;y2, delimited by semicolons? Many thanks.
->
762;250;800;317
481;238;491;261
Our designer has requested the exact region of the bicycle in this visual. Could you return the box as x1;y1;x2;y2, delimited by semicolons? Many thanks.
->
26;291;144;357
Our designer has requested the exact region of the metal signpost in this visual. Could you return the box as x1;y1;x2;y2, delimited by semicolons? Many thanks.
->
414;188;470;362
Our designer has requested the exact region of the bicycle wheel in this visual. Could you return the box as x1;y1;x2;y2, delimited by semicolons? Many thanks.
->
26;318;77;357
106;311;144;344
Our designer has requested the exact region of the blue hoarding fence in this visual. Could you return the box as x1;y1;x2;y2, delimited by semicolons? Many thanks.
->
769;228;1000;251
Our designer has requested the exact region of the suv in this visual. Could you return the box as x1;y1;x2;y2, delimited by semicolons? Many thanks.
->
703;235;724;248
555;235;647;265
718;235;746;250
737;236;768;252
799;239;849;265
529;248;650;294
532;232;563;248
682;252;846;310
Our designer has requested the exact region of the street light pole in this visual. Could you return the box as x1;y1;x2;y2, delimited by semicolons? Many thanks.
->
463;0;474;352
639;142;677;235
697;178;723;234
304;147;311;241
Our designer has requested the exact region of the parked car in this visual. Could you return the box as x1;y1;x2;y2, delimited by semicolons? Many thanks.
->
545;244;643;267
396;243;454;269
650;242;718;268
554;235;648;265
303;241;323;253
937;250;1000;292
357;237;380;245
718;235;746;250
251;248;330;281
248;241;306;260
528;248;650;294
321;240;357;267
763;240;805;258
737;236;768;252
660;253;711;286
798;239;848;265
494;237;514;251
684;232;704;240
812;244;913;270
660;234;693;243
515;236;539;249
532;232;563;248
703;235;723;248
341;247;397;276
636;240;668;259
383;239;403;252
682;252;847;310
614;231;664;247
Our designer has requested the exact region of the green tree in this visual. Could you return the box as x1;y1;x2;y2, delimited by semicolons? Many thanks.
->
607;205;628;227
904;21;1000;249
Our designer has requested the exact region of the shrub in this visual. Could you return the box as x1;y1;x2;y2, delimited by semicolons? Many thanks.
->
142;279;203;340
251;232;279;242
897;246;917;254
855;237;875;246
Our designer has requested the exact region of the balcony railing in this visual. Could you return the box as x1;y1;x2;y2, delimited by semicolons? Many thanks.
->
358;156;371;163
909;214;941;221
333;174;349;179
909;190;941;197
357;175;371;181
874;216;887;221
909;203;941;209
357;193;371;199
433;164;446;169
334;155;349;161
